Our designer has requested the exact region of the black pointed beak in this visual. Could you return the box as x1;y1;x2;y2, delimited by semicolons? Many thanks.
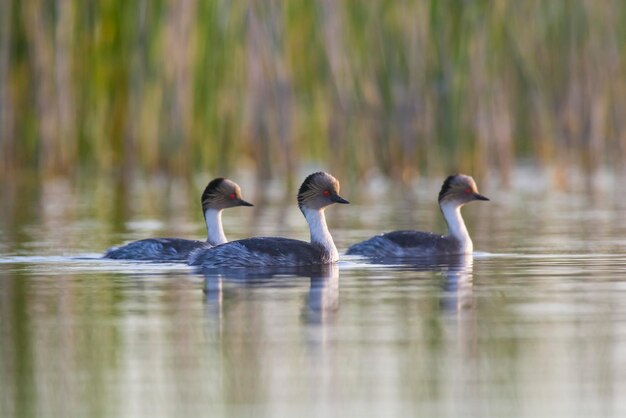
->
238;199;254;207
474;193;489;201
331;194;350;204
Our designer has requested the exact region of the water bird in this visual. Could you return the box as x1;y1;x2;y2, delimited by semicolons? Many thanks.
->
346;174;489;258
189;172;349;268
104;178;253;261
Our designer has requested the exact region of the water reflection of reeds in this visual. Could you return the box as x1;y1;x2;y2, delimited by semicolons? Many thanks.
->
1;1;626;185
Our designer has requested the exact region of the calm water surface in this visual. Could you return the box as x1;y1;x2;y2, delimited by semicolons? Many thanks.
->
1;171;626;417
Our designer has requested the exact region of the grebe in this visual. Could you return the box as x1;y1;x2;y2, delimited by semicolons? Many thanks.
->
104;178;253;261
189;172;349;268
346;174;489;258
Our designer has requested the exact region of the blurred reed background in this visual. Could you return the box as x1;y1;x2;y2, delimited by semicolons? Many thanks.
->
1;0;626;188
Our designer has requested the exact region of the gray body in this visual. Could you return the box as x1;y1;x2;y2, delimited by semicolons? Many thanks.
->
105;238;212;262
189;237;335;268
346;230;463;258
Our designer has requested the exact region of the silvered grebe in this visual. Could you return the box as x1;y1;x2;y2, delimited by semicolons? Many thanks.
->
188;172;349;268
104;178;253;261
346;174;488;258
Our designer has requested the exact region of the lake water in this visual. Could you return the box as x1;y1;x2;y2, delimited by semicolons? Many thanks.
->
1;169;626;417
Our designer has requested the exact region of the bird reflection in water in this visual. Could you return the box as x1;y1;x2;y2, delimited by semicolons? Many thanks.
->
201;263;339;327
438;254;474;314
358;253;474;314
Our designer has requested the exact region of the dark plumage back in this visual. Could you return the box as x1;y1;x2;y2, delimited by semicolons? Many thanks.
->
201;178;225;211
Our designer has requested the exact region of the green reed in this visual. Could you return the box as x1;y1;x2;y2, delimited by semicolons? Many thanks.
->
1;0;625;186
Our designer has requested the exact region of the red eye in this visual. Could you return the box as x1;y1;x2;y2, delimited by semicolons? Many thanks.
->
465;187;472;194
229;193;236;200
323;190;330;197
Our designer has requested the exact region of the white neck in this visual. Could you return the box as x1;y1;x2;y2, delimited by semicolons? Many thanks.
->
440;201;473;254
204;208;227;246
302;206;338;262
